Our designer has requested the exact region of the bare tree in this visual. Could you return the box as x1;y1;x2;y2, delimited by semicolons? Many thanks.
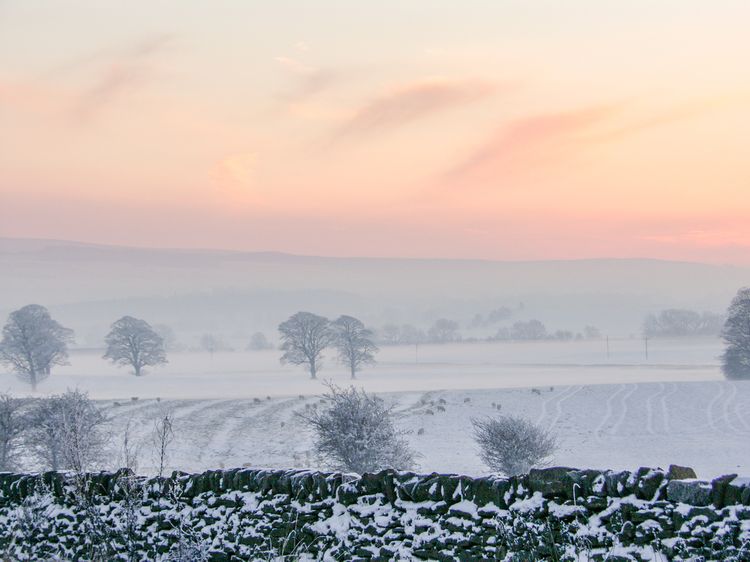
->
0;304;74;390
116;418;142;474
278;312;334;379
470;307;513;328
108;419;147;562
104;316;167;376
27;390;109;472
399;324;426;345
722;287;750;380
379;324;401;345
583;325;602;340
246;331;272;351
333;315;378;379
152;410;175;478
200;333;221;358
299;384;415;474
644;309;724;338
427;318;460;343
510;319;547;340
472;415;557;476
0;393;28;471
153;324;182;352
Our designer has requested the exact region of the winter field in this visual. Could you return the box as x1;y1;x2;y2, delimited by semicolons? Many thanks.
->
2;337;746;480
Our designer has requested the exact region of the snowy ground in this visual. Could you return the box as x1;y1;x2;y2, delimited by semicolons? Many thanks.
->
95;380;749;480
3;338;746;480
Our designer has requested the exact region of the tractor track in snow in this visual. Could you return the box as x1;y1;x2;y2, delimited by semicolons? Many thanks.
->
547;385;583;430
173;399;285;467
595;384;627;441
733;383;750;432
722;382;747;435
659;382;676;435
706;382;725;434
536;386;576;427
209;397;310;465
645;382;664;436
609;383;638;437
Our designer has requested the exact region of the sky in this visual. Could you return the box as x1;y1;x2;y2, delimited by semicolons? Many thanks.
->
1;1;749;263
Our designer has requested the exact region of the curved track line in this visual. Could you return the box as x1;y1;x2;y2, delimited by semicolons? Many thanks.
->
722;382;746;435
610;383;638;437
706;382;725;433
535;386;574;426
171;399;285;468
645;382;664;436
172;399;238;421
659;382;676;434
212;398;305;462
733;383;750;432
595;384;626;441
547;385;583;430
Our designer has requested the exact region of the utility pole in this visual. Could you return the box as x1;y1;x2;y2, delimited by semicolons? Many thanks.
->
644;336;649;361
606;335;610;360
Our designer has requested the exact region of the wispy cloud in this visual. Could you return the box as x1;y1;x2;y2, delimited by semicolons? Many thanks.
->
72;34;173;122
335;78;496;138
445;99;727;187
590;98;730;143
445;105;617;183
274;54;346;105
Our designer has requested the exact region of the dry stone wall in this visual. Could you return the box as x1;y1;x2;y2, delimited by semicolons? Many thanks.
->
0;465;749;561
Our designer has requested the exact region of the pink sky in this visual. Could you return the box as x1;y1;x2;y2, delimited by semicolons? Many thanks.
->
1;1;749;263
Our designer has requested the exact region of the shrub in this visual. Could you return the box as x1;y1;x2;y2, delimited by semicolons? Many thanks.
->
472;415;556;476
299;384;416;474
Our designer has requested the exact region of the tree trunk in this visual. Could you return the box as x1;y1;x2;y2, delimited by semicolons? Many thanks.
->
30;371;37;392
134;364;142;376
310;362;317;379
350;363;356;379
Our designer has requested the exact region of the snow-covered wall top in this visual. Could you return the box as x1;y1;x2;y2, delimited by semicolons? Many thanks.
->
1;465;749;561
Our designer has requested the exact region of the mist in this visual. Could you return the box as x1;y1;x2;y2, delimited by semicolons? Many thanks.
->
1;237;744;350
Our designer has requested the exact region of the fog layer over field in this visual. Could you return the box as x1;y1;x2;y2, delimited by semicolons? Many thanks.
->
1;238;746;348
0;339;722;399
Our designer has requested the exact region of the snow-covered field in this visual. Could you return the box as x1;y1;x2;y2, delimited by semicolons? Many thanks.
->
93;380;748;480
3;338;746;480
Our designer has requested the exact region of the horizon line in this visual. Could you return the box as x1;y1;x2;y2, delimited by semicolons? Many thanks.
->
0;235;745;269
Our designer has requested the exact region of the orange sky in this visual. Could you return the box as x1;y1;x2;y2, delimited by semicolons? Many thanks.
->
1;1;749;262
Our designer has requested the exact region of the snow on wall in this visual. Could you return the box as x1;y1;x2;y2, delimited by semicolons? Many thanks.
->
1;466;749;561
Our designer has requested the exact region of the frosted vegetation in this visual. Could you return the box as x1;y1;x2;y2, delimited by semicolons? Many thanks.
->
0;288;749;480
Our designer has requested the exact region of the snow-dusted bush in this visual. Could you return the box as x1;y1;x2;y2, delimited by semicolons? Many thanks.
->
152;409;176;478
27;389;109;472
0;393;28;471
299;384;415;474
472;415;556;476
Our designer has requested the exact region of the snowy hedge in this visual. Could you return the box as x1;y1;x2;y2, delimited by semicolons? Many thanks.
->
1;465;749;560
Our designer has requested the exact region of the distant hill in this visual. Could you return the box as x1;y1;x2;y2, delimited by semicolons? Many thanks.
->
1;237;747;346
